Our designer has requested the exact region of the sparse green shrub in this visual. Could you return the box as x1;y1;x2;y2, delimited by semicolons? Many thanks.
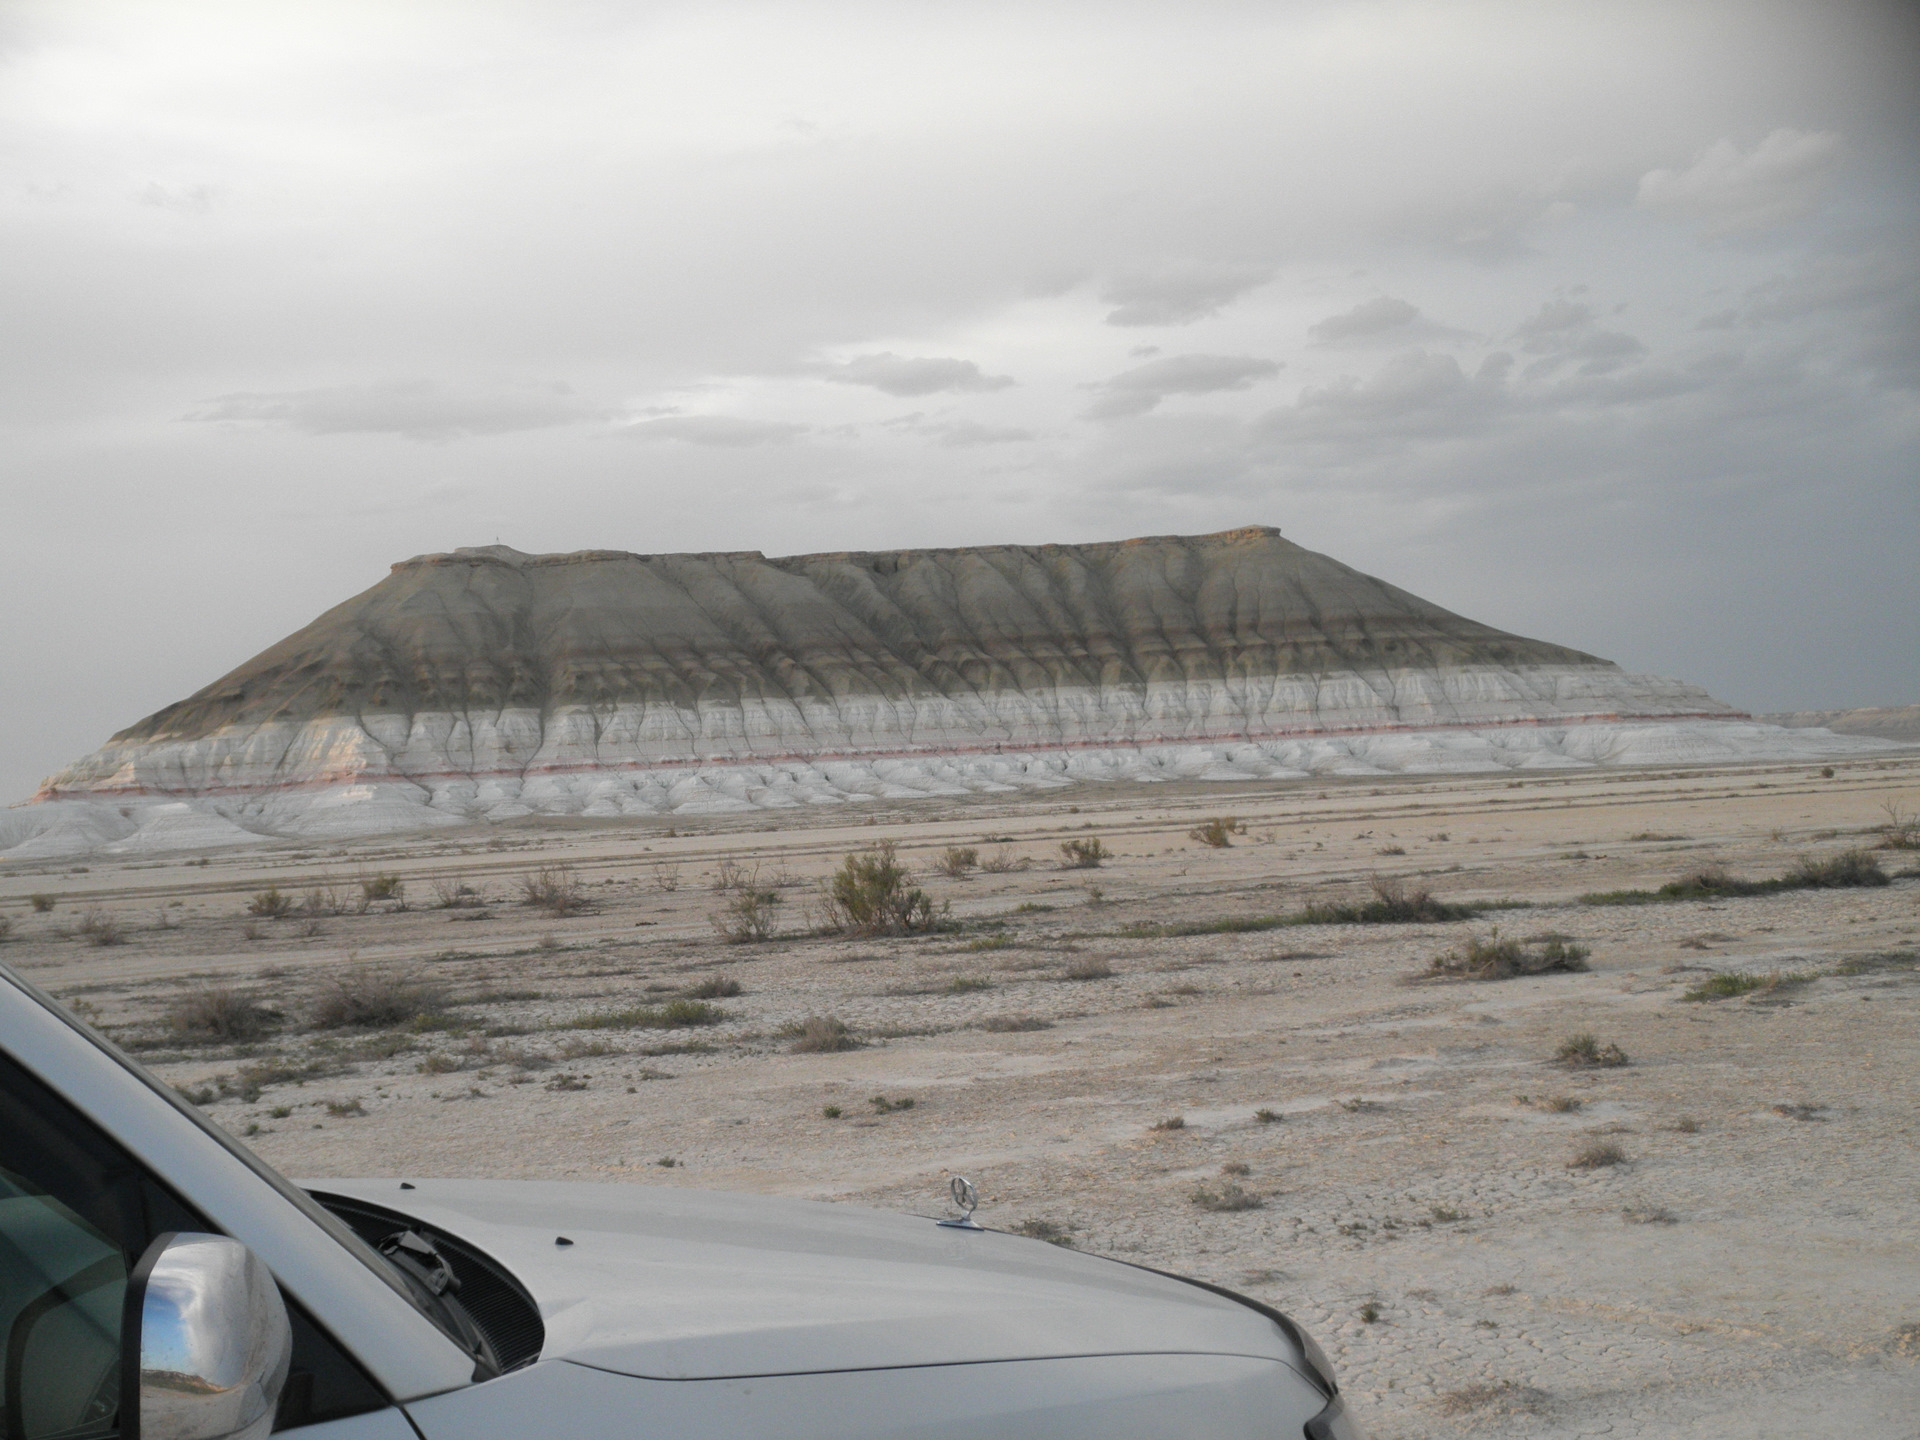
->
821;844;938;936
1295;875;1477;925
1358;1301;1382;1323
869;1095;915;1113
567;999;726;1030
822;1104;842;1118
934;846;979;878
545;1073;589;1092
358;873;405;910
1783;849;1888;888
1585;848;1888;905
247;887;294;919
521;866;587;916
1151;1115;1186;1131
787;1015;860;1053
78;911;124;947
711;886;782;943
1191;1182;1263;1212
1253;1108;1283;1124
430;877;482;908
164;985;279;1043
963;934;1016;952
1555;1033;1628;1068
978;846;1032;874
1189;818;1243;848
311;968;448;1029
29;894;55;914
1877;803;1920;851
324;1098;367;1117
1682;970;1811;1002
1420;931;1590;982
1058;837;1109;869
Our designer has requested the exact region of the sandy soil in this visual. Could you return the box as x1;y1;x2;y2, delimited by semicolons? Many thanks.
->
5;754;1918;1438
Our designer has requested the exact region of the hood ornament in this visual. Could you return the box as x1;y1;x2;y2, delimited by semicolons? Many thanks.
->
937;1174;983;1230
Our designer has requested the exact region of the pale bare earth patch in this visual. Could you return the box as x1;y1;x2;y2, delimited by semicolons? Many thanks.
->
5;755;1919;1439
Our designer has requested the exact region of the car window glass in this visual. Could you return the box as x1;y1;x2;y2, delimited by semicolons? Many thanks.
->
0;1054;386;1433
0;1170;124;1440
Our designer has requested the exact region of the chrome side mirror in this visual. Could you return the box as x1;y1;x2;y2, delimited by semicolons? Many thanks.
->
123;1233;292;1440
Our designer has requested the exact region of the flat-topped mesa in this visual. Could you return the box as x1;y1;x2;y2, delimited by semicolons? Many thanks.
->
25;523;1878;856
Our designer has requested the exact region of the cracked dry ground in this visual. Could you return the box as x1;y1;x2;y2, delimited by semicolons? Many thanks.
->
6;755;1918;1437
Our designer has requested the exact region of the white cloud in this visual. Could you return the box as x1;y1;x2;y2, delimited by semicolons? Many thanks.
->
1101;262;1273;326
822;353;1015;397
621;415;808;446
1636;128;1843;237
1086;353;1283;419
186;379;607;440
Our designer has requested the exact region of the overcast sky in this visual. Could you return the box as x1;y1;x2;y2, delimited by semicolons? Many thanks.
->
3;0;1917;802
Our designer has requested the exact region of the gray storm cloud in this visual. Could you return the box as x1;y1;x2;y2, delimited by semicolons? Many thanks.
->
822;353;1016;396
1086;354;1285;419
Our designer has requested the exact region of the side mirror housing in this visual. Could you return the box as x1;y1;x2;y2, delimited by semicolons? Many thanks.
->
122;1233;292;1440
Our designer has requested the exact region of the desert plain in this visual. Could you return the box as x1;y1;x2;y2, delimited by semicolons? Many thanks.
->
3;754;1917;1439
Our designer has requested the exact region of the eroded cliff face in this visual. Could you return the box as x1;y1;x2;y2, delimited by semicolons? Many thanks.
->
16;526;1878;856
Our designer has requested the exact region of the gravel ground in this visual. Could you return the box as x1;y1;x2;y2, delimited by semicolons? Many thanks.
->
5;754;1918;1438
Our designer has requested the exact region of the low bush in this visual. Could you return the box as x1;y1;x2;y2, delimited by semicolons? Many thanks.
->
430;877;482;908
711;886;782;943
78;911;125;947
357;873;405;910
1682;970;1811;1002
820;844;939;936
311;968;448;1029
1289;875;1480;926
681;977;743;999
786;1015;861;1053
1189;817;1243;848
1583;849;1887;905
1555;1033;1628;1069
29;894;55;914
1419;932;1589;982
1877;802;1919;851
980;1014;1052;1032
247;888;295;920
978;846;1032;874
566;999;727;1031
521;866;588;917
1058;837;1109;869
1190;1182;1263;1212
1568;1141;1629;1170
934;846;979;877
164;985;279;1043
1063;957;1114;981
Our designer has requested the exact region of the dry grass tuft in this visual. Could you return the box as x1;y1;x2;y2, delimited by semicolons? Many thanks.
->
1569;1140;1630;1170
1063;956;1114;981
933;846;979;877
1058;837;1110;869
1190;1181;1263;1211
1419;931;1589;982
164;985;280;1043
1555;1032;1629;1068
786;1015;861;1053
311;968;448;1030
980;1014;1052;1032
521;865;589;917
1188;817;1244;848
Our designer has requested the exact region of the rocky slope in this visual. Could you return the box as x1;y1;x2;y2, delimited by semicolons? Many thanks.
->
7;528;1892;856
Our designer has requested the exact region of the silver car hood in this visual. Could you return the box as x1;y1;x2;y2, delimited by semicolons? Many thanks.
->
307;1179;1297;1382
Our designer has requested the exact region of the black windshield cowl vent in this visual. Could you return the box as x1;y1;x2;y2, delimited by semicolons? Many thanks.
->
310;1192;545;1376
